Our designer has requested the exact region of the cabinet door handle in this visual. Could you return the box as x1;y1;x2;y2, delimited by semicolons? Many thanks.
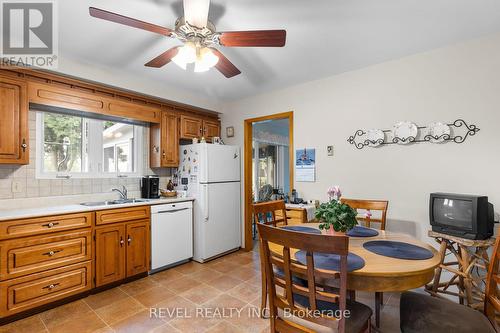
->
42;283;60;290
21;139;27;152
120;237;124;247
42;222;59;228
162;150;166;158
43;250;62;257
128;236;132;245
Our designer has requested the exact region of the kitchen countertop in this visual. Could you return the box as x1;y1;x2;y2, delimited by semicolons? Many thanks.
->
0;197;195;221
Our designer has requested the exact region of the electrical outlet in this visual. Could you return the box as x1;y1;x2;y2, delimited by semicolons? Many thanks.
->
11;181;22;193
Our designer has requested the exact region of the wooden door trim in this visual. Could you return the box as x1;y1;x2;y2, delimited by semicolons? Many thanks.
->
243;111;294;251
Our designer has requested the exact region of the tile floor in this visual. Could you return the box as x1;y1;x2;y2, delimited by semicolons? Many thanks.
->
0;248;402;333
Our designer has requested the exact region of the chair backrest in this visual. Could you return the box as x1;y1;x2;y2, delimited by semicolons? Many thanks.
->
485;233;500;331
341;198;389;230
257;223;349;333
253;200;288;226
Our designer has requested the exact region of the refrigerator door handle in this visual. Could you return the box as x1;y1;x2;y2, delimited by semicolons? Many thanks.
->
203;184;209;221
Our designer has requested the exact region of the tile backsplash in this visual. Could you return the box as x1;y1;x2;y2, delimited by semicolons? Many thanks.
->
0;111;172;201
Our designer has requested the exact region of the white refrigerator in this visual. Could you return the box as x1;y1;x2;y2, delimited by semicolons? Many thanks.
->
178;143;241;262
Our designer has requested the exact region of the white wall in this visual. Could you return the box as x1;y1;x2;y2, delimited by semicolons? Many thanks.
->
221;33;500;245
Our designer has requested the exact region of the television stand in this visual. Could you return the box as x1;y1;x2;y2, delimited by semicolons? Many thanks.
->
425;230;496;310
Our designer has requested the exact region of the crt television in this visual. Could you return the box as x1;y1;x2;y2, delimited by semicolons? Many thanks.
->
430;193;494;240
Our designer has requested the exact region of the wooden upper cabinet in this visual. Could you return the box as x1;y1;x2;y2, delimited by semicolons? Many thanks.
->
95;225;125;287
203;119;220;140
125;221;150;277
150;110;179;168
0;76;28;164
180;115;203;139
161;112;179;167
28;82;161;123
180;114;220;141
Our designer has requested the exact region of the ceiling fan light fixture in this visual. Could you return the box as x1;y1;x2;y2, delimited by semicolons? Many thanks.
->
171;42;197;69
194;47;219;72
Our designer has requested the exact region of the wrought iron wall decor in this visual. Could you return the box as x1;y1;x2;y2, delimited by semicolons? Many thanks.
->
347;119;480;150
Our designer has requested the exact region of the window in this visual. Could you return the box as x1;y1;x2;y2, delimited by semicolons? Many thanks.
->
36;112;143;179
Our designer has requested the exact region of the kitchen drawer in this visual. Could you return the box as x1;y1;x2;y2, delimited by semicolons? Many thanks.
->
0;230;92;281
0;212;93;240
96;206;150;226
0;261;92;317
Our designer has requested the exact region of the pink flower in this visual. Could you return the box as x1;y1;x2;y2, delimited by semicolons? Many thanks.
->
365;209;372;218
327;186;342;201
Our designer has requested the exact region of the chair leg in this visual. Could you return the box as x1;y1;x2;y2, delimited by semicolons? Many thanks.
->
348;289;356;301
260;268;268;318
375;292;383;328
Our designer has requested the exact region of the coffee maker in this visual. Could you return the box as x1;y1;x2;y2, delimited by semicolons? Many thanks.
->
141;176;160;199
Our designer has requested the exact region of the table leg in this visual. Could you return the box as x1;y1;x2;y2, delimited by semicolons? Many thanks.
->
431;240;448;293
459;244;474;306
375;292;382;328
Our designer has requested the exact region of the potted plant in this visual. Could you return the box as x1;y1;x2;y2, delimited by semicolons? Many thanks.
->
315;186;358;235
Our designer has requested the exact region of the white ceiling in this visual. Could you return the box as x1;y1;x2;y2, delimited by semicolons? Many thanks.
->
60;0;500;103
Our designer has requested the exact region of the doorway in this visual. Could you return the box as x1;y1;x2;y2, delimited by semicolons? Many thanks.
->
243;111;293;251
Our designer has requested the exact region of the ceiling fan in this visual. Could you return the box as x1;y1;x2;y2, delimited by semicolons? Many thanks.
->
89;0;286;78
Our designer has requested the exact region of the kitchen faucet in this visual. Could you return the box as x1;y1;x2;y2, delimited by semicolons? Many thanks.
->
112;185;128;200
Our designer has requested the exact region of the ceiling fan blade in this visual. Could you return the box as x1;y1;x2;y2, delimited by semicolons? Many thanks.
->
89;7;173;36
210;48;241;78
183;0;210;28
145;47;180;68
219;30;286;47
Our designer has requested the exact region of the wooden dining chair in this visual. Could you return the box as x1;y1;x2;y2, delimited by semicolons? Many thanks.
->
400;232;500;332
253;200;289;316
340;199;389;230
253;200;289;227
257;223;372;333
340;198;388;328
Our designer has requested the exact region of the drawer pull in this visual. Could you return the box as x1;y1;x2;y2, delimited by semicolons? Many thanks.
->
42;283;60;290
42;222;60;228
43;249;62;257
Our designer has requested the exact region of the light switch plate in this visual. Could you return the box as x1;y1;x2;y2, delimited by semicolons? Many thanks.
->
327;146;334;156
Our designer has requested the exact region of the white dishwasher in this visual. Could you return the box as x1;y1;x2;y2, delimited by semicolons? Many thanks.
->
150;201;193;272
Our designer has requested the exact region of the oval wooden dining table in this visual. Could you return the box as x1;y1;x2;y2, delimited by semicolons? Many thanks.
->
268;223;441;292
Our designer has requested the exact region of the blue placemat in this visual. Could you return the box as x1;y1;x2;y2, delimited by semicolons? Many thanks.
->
363;240;434;260
281;226;322;234
295;251;365;272
347;225;379;237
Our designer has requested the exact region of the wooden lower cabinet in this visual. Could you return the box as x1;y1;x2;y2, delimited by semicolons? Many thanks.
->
0;261;92;317
95;206;149;226
0;229;92;280
0;212;93;240
95;225;125;287
126;221;150;277
0;208;151;320
95;219;150;287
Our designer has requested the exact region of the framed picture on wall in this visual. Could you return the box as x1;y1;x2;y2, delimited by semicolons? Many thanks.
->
226;126;235;137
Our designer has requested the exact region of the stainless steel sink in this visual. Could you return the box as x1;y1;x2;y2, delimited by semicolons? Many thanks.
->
80;198;151;207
